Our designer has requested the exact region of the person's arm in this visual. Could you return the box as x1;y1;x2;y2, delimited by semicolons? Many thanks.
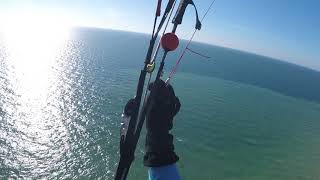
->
143;80;181;180
149;164;181;180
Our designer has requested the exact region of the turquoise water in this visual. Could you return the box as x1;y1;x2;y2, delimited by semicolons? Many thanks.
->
1;27;320;179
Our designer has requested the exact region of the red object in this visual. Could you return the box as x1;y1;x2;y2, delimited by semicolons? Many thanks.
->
156;0;162;16
161;33;179;51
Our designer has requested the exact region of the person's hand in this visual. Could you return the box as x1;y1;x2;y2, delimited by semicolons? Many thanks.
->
144;79;181;167
146;79;180;134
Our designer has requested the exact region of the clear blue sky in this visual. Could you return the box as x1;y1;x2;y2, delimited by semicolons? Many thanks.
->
0;0;319;70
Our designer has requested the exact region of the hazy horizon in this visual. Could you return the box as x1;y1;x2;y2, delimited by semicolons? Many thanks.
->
70;26;320;73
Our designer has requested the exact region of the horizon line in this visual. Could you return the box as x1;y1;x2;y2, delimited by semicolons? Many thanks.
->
71;26;320;73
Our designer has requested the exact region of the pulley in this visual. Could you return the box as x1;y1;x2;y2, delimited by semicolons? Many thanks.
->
146;61;155;73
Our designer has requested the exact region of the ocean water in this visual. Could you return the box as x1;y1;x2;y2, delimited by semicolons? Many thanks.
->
1;27;320;179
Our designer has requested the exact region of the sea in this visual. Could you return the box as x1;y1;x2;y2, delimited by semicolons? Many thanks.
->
1;27;320;180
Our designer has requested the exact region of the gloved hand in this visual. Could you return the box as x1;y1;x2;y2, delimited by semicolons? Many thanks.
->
143;79;181;167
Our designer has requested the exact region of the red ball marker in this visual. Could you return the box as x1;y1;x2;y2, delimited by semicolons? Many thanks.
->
161;33;179;51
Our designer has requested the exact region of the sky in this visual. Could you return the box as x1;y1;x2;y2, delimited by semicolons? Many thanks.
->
0;0;319;70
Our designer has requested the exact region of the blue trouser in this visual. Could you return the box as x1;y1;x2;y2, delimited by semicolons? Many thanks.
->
148;164;181;180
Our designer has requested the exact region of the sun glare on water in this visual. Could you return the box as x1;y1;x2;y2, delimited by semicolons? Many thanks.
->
0;10;72;141
1;11;71;98
0;11;74;121
0;11;75;173
1;11;71;60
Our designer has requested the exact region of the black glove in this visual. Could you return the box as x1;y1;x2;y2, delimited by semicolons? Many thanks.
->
143;79;181;167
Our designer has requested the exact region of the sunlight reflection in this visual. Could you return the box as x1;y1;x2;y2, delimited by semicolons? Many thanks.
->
1;11;72;172
2;11;70;101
